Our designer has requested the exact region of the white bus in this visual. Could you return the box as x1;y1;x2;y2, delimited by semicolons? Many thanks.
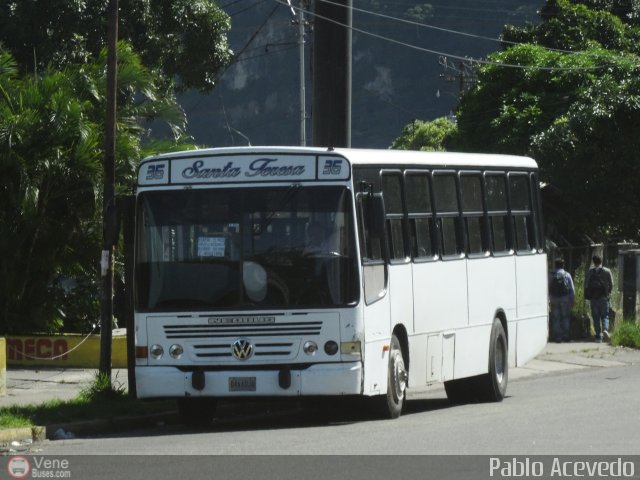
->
132;146;548;421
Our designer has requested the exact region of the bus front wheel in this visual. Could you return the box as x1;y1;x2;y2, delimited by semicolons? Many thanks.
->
373;334;407;419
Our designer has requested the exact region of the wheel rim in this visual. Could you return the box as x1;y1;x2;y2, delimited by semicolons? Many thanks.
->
391;349;407;403
494;335;506;385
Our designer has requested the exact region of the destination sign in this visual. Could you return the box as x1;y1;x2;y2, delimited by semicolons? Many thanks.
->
138;153;351;185
171;155;316;183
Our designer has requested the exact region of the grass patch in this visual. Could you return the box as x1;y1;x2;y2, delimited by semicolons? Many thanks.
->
0;372;174;429
611;321;640;349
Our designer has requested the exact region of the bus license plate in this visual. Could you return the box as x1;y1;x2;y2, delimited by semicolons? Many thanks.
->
229;377;256;392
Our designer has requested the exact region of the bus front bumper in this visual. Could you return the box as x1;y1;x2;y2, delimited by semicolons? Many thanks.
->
135;362;363;399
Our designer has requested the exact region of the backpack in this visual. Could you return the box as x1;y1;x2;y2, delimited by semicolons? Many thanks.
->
549;271;570;297
586;269;607;300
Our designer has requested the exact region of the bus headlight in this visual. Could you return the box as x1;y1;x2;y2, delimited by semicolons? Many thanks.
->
303;341;318;355
169;344;184;359
150;344;164;359
324;341;339;355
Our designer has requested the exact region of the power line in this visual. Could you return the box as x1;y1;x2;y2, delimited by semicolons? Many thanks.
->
184;4;281;116
274;0;635;71
321;0;526;48
211;4;281;85
315;0;617;57
229;0;267;17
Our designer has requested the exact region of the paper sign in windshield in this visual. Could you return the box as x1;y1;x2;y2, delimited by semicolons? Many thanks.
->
197;236;226;257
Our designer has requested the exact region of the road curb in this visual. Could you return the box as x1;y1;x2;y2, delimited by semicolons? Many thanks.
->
0;426;45;444
44;411;180;439
0;412;178;444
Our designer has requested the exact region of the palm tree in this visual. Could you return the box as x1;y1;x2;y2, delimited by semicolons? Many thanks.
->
0;44;192;334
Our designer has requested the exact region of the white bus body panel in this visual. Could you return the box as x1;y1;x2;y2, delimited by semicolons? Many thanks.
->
361;295;390;396
413;260;469;333
467;256;517;327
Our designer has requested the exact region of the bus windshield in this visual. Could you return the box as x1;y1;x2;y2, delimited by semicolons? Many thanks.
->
136;186;359;311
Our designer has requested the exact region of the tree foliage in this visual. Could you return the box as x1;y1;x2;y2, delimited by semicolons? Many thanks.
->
0;44;189;334
451;0;640;241
0;0;232;91
390;117;456;151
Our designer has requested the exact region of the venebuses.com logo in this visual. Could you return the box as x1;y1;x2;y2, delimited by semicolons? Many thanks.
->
7;456;30;478
7;456;71;478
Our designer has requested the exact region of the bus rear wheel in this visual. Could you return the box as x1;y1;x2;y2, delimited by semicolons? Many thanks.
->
445;318;508;404
177;397;217;427
478;318;508;402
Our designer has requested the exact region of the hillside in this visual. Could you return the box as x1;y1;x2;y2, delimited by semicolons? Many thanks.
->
180;0;541;149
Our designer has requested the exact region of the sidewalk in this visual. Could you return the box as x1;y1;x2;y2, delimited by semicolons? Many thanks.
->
0;368;128;407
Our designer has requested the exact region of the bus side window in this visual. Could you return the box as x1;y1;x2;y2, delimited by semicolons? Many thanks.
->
531;172;544;252
357;192;385;262
509;173;535;253
405;172;436;260
460;172;487;256
381;172;407;262
433;172;463;258
485;173;512;255
357;191;388;304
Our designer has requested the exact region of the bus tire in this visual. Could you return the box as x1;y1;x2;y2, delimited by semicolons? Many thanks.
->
177;397;217;427
478;318;508;402
374;334;407;419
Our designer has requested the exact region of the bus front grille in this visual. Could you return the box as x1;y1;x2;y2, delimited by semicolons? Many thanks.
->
162;321;323;339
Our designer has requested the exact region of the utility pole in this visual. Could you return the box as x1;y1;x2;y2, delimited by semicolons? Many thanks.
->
438;56;478;98
298;0;307;146
288;0;308;146
100;0;118;381
312;0;352;147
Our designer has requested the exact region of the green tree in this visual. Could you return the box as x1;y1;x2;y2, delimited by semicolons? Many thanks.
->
0;44;189;334
449;0;640;240
390;117;457;151
0;0;232;91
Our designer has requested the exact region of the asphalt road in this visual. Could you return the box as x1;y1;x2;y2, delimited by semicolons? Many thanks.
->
31;354;640;456
5;343;640;480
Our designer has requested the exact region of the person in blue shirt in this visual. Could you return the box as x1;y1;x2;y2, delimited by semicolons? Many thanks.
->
548;258;575;343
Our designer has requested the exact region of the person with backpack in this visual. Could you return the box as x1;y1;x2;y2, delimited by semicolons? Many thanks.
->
585;254;614;343
548;258;575;343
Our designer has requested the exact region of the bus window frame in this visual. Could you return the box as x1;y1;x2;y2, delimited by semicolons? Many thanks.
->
404;169;439;264
380;169;410;265
459;170;490;259
356;189;389;305
507;171;537;256
432;170;465;261
484;171;514;258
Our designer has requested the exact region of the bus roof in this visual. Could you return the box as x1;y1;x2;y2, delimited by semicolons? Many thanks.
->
143;146;538;170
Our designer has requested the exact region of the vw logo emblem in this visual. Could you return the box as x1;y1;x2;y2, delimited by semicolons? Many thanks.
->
231;338;254;360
